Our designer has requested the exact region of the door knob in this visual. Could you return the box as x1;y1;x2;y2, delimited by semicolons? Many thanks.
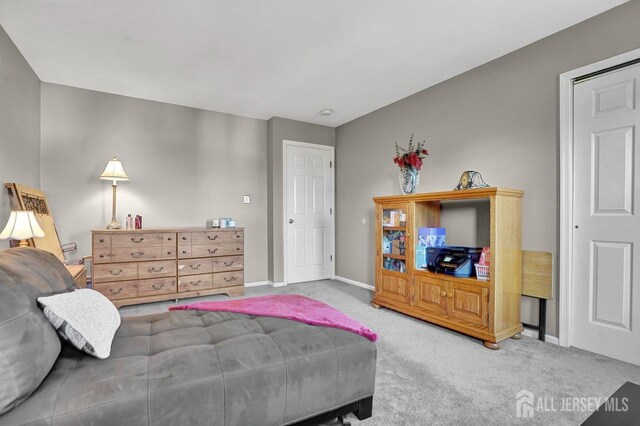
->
289;219;294;224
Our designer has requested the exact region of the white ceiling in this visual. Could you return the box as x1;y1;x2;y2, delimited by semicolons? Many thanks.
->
0;0;629;127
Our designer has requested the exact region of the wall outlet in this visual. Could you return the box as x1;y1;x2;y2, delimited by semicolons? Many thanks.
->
243;195;250;204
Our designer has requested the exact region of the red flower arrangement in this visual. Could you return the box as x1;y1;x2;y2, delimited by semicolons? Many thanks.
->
393;135;429;171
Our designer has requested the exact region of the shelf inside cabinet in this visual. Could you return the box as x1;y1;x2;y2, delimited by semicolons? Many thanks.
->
382;225;406;231
382;253;406;260
414;268;490;287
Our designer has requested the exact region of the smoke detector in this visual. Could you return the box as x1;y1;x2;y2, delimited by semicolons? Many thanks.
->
319;109;334;116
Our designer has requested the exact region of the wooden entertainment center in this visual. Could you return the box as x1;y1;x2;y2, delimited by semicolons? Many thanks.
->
373;187;523;349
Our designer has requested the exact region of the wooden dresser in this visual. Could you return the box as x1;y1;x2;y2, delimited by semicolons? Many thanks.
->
92;228;244;307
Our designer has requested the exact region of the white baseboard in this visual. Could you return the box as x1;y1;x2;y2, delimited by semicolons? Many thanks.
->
334;275;375;291
244;281;270;288
522;328;559;345
272;282;287;288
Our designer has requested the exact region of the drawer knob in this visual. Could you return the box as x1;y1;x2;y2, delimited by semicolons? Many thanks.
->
167;251;173;255
168;237;173;241
109;269;123;276
235;247;240;251
223;261;234;267
236;234;241;238
447;293;453;298
224;276;236;283
182;250;187;254
440;291;446;297
182;236;187;240
190;264;201;270
109;288;123;295
148;266;164;273
131;237;144;243
191;280;201;286
152;283;165;290
208;248;218;254
131;251;144;258
99;238;105;243
207;235;218;240
99;254;105;258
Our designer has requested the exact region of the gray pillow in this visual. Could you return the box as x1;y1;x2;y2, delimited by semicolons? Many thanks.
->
0;247;77;415
38;289;121;359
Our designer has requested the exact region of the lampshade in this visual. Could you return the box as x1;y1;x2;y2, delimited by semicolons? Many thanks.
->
100;157;130;181
0;211;45;240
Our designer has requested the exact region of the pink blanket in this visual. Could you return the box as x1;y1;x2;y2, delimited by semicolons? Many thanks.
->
169;294;378;341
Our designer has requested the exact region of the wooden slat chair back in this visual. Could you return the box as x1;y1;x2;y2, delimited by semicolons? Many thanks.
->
5;183;88;287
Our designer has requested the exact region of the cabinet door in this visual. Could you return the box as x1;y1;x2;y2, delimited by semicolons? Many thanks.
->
446;282;489;327
415;276;447;315
379;272;409;304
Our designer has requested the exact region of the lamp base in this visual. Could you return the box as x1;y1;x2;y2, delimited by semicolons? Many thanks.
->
106;220;122;229
17;240;29;247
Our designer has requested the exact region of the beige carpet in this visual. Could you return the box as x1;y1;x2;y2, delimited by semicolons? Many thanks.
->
120;280;640;425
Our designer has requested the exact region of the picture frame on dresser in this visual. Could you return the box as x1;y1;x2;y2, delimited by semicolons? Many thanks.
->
92;227;244;307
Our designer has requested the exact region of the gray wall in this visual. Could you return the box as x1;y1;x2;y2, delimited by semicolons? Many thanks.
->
335;0;640;337
0;25;41;248
40;83;268;283
267;117;335;283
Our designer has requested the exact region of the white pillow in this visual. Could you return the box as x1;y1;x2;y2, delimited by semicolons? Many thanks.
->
38;289;121;359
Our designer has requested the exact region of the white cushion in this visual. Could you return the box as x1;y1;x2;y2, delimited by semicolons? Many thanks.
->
38;289;121;359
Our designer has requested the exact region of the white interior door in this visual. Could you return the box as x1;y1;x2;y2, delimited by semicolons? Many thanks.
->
285;142;333;284
572;63;640;365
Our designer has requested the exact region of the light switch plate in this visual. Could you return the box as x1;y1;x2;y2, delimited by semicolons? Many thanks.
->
243;195;250;204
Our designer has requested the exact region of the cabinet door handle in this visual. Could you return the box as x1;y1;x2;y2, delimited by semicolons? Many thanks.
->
207;235;218;240
109;269;123;276
190;280;201;286
152;283;165;290
109;288;123;295
131;237;144;243
208;248;218;254
190;264;202;270
148;266;164;273
224;276;236;282
440;291;447;297
131;251;144;258
223;261;234;267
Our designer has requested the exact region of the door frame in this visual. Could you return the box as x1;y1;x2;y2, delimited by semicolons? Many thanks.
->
282;139;336;285
558;47;640;348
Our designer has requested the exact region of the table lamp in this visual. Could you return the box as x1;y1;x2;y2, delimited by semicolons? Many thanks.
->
100;157;130;229
0;210;45;247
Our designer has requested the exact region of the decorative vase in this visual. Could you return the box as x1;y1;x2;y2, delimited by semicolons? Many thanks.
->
399;167;420;194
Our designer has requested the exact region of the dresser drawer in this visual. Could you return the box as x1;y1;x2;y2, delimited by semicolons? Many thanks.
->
138;260;176;279
138;278;176;297
212;271;243;288
162;233;177;245
93;234;111;249
94;280;138;300
191;242;243;258
111;233;163;248
93;262;138;283
178;233;191;245
162;245;177;259
94;248;112;264
212;256;244;272
110;246;164;262
178;274;213;292
178;246;192;258
178;258;213;276
191;230;244;245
